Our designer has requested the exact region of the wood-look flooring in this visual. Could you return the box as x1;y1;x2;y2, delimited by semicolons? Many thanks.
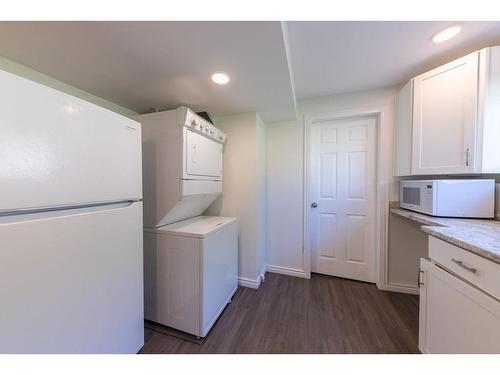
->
140;273;419;354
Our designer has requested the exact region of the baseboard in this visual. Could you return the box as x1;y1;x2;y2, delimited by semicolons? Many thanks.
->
238;276;261;289
259;265;266;283
238;265;267;290
266;265;309;279
379;282;420;295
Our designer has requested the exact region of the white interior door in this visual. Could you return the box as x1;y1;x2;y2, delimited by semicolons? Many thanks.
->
310;116;377;283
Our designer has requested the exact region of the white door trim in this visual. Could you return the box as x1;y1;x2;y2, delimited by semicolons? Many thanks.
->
303;106;391;289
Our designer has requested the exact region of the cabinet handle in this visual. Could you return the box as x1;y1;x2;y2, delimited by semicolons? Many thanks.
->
452;258;477;274
465;148;470;167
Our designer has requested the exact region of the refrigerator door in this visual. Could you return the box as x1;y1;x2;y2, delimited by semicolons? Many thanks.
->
0;69;142;212
0;201;144;353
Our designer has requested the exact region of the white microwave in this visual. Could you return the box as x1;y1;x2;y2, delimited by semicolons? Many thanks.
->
399;179;495;218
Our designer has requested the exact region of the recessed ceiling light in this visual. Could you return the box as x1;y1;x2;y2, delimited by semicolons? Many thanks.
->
432;26;461;43
211;72;230;85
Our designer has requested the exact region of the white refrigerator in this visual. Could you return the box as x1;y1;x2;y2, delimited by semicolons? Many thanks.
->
0;69;144;353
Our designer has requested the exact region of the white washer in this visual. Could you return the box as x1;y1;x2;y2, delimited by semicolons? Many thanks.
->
144;216;238;337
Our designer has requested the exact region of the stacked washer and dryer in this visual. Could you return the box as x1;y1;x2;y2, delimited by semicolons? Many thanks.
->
135;107;238;338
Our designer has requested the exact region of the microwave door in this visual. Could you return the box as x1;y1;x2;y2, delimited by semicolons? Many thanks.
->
401;185;421;208
400;182;433;215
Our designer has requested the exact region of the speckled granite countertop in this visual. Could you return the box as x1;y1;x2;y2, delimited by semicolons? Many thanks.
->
390;205;500;265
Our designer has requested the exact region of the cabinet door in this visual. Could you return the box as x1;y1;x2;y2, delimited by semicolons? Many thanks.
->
394;80;413;176
144;232;201;336
412;52;479;175
419;258;500;354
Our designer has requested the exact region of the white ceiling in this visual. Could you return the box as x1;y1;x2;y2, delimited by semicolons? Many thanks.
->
1;21;500;122
286;21;500;99
0;21;296;122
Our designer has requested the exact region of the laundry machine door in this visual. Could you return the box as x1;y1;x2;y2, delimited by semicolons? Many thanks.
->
183;128;223;180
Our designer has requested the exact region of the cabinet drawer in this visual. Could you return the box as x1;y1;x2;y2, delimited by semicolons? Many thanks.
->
429;236;500;299
419;258;500;353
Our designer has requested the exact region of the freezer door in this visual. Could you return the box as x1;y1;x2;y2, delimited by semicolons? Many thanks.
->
0;69;142;212
0;202;144;353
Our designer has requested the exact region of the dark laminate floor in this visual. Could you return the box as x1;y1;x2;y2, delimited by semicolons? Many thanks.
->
140;273;420;354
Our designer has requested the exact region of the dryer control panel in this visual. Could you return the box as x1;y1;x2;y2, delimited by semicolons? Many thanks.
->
183;108;226;143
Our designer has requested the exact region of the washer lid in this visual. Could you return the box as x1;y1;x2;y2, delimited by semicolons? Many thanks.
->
153;215;237;239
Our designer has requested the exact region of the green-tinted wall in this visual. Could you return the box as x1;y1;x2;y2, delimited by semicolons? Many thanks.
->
0;55;137;117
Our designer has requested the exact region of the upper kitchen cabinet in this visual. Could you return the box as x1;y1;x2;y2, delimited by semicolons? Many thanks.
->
412;52;478;175
394;46;500;176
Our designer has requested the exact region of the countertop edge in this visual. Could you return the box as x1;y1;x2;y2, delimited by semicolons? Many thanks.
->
390;207;500;265
389;208;444;227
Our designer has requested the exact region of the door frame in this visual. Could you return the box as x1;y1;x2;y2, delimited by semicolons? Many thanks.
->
303;106;391;289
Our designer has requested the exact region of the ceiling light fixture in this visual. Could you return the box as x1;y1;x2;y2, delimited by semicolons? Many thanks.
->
211;72;230;85
432;26;461;43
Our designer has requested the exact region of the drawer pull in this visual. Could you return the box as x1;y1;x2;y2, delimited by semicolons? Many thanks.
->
452;258;477;274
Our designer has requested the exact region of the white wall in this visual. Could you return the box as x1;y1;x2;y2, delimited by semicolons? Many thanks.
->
265;87;398;279
266;120;305;274
256;114;268;278
388;213;428;290
0;55;136;117
206;112;267;288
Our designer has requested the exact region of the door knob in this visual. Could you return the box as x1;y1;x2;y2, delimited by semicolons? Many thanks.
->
311;202;318;208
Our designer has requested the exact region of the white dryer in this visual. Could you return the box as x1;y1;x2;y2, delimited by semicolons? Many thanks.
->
144;216;238;337
136;107;227;228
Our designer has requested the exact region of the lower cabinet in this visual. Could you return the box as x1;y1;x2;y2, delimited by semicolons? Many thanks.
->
419;258;500;353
